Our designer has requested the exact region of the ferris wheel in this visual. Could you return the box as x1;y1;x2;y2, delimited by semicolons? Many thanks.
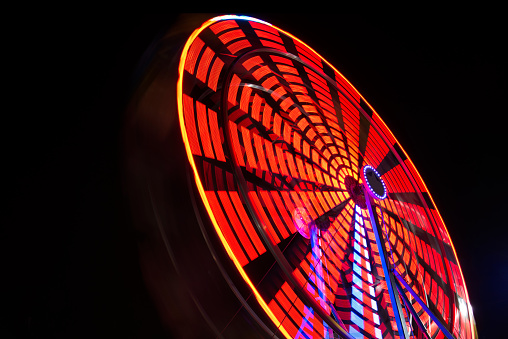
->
128;14;477;339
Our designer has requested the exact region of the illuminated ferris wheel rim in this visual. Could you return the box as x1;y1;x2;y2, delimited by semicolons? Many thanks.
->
176;14;475;339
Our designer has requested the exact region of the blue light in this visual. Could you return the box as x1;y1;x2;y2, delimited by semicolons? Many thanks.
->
362;165;387;200
352;299;364;315
354;241;361;253
351;312;364;329
211;15;273;26
353;252;361;264
352;274;361;287
353;263;361;276
352;286;362;300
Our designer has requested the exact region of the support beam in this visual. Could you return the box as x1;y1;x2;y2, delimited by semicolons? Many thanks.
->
393;270;455;339
364;188;410;339
393;275;432;339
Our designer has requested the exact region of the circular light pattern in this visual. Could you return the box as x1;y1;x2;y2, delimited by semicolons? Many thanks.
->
363;165;387;200
177;15;476;339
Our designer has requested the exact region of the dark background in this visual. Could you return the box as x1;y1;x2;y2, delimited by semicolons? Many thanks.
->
4;10;506;338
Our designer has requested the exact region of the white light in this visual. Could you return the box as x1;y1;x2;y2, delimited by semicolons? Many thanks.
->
458;296;469;316
373;313;380;325
211;15;273;26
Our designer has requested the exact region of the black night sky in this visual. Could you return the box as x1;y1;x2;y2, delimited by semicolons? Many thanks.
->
4;10;506;338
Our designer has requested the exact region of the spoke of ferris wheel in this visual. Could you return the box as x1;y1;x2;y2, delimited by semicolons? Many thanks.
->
363;186;410;339
392;270;455;339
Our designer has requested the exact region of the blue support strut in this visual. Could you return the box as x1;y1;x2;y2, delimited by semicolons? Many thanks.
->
393;270;455;339
364;187;410;339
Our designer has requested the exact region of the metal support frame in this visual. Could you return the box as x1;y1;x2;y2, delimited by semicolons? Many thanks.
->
393;271;455;339
364;184;456;339
393;275;432;339
364;187;410;339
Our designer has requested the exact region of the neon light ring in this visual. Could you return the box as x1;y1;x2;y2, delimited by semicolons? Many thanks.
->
174;15;477;339
363;165;387;200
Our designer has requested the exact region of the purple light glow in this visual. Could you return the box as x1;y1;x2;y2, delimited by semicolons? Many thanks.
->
362;165;387;200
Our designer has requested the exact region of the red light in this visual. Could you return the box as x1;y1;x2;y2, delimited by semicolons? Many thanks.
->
209;19;239;34
184;37;204;75
208;56;224;92
218;28;246;45
227;39;252;54
182;94;201;156
228;74;241;105
178;15;475;339
196;101;214;159
196;46;214;83
207;107;226;162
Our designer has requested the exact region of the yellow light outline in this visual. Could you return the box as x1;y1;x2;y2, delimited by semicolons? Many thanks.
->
177;15;292;339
